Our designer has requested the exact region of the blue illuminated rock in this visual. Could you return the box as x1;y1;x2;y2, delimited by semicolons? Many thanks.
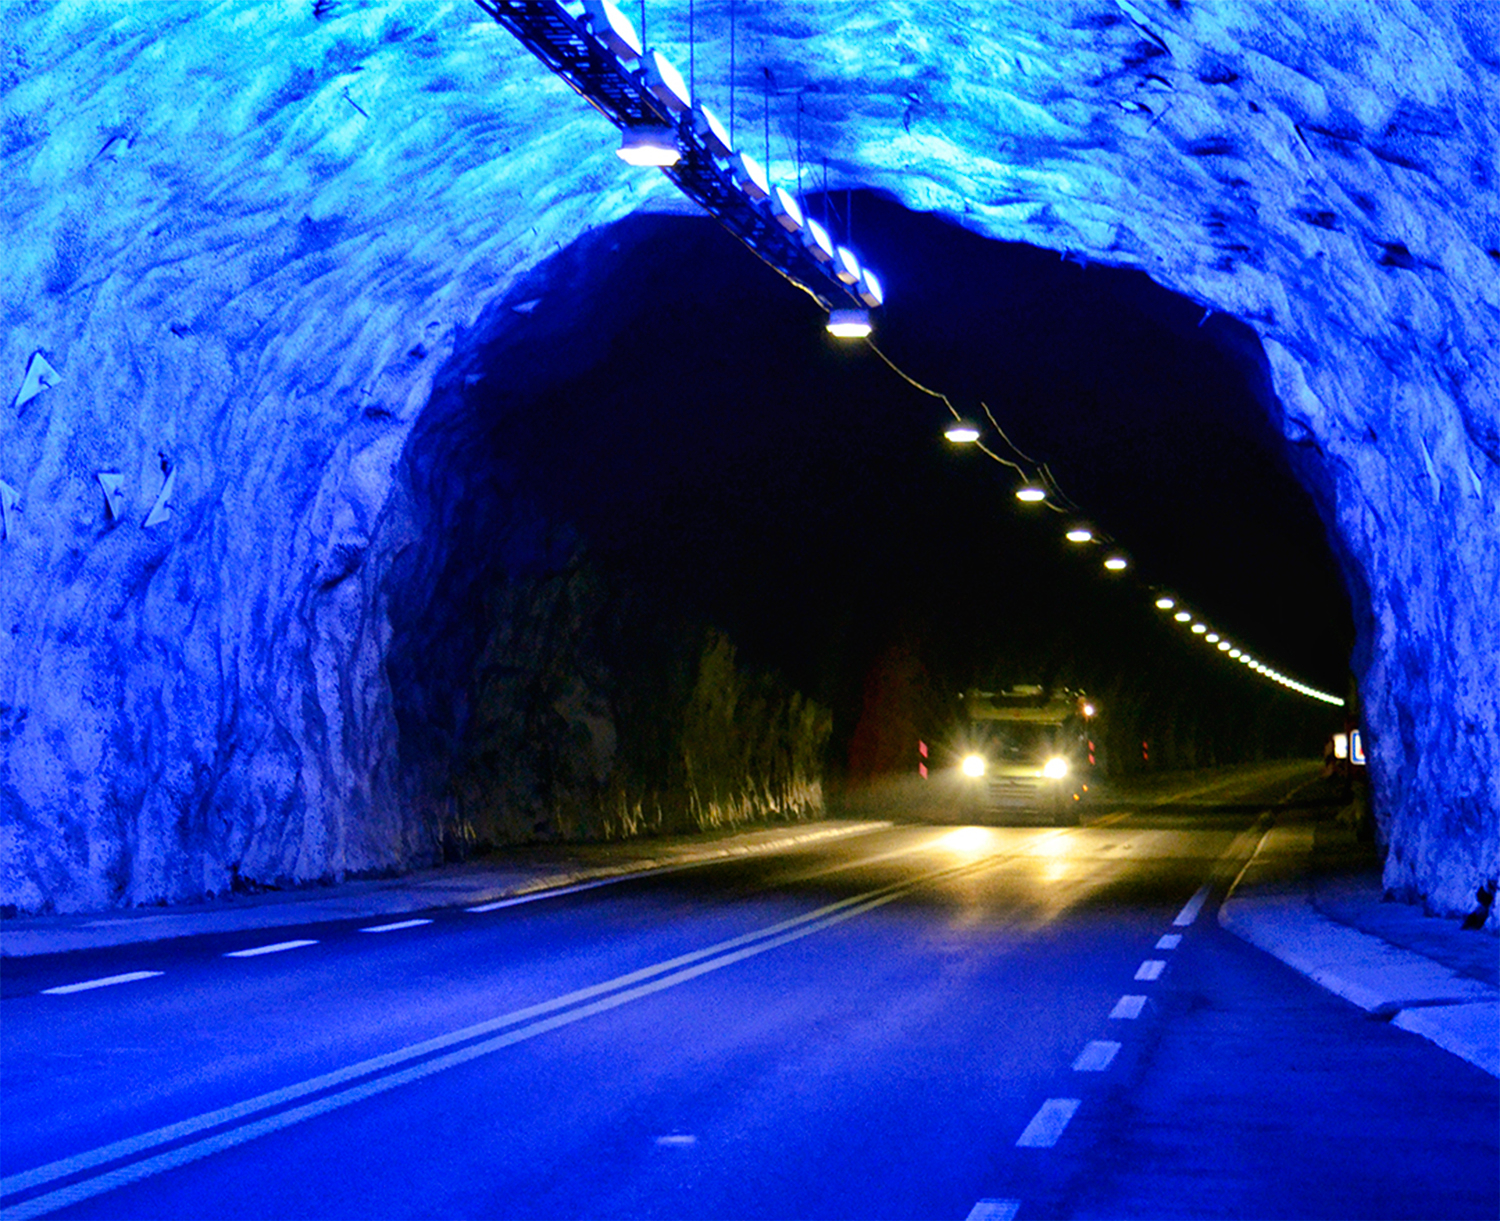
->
0;2;1493;921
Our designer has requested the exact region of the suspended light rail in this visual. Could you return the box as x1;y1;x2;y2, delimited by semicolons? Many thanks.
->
472;0;879;326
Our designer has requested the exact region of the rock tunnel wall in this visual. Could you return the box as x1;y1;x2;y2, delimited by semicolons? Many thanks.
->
0;1;1494;920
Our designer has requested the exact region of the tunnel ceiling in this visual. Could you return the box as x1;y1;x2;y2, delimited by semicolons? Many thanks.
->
0;1;1494;921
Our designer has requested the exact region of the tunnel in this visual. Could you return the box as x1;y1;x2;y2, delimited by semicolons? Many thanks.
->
0;0;1495;927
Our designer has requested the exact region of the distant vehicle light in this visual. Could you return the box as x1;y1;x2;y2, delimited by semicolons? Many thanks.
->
1015;483;1047;503
961;753;986;778
1174;610;1192;623
1043;756;1069;779
826;309;871;338
945;420;981;443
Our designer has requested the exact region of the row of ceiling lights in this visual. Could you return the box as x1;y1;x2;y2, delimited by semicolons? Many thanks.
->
582;0;884;338
575;3;1342;711
942;418;1345;707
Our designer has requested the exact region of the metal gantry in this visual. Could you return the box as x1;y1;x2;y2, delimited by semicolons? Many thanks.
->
471;0;873;316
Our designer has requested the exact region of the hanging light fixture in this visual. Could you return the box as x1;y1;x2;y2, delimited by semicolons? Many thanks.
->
730;150;770;199
582;0;642;61
944;420;981;443
693;102;732;157
833;246;861;285
1015;482;1047;503
1154;595;1176;610
617;126;680;166
769;186;803;232
1065;524;1094;544
1103;554;1129;571
826;308;871;338
1174;610;1192;623
641;48;691;113
802;217;834;263
856;268;884;308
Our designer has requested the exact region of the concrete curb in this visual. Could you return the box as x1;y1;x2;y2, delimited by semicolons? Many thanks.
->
0;820;890;959
1219;823;1499;1079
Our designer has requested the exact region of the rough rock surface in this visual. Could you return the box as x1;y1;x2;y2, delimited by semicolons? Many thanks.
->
1;1;1494;920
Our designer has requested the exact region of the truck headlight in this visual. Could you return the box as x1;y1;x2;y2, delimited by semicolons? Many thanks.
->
1043;756;1069;779
961;754;986;778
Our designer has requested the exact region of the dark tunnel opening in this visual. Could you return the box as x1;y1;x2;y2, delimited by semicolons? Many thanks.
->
384;195;1354;850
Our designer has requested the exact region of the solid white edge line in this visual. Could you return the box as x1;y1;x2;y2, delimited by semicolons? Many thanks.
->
358;919;433;934
1015;1098;1081;1148
222;940;318;959
1173;883;1211;926
1135;959;1166;981
40;971;164;996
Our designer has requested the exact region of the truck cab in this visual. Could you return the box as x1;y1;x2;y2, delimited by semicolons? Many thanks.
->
946;685;1094;823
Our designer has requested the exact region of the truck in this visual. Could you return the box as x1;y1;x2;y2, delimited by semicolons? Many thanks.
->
937;684;1096;823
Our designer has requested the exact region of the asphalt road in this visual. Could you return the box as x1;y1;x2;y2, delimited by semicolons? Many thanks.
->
2;765;1495;1220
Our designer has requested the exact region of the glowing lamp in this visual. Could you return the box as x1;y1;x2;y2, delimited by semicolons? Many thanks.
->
857;268;884;308
1217;640;1232;651
731;150;769;200
1081;702;1097;717
582;0;642;61
1042;756;1069;779
833;246;861;285
1229;648;1241;658
770;186;803;232
1191;623;1207;634
1155;596;1176;610
693;103;732;157
1104;554;1128;571
826;309;871;338
1205;632;1220;643
642;49;691;113
617;126;680;166
1173;610;1191;623
802;217;835;262
961;753;986;778
1015;483;1047;503
1065;525;1093;543
944;420;981;443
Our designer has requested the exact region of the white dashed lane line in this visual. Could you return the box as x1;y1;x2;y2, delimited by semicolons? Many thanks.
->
1155;932;1183;950
1173;883;1211;927
223;940;319;959
1134;959;1166;981
1015;1098;1081;1148
965;1200;1021;1220
1072;1040;1121;1072
41;971;164;996
1110;994;1147;1019
359;919;433;934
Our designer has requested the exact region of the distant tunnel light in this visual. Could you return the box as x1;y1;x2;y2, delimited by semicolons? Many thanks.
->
1173;610;1192;623
770;186;804;232
1191;622;1207;634
1228;648;1242;658
1065;525;1093;543
693;103;732;157
802;217;835;263
642;49;691;113
1217;640;1232;651
1015;483;1047;503
1155;596;1176;610
617;126;680;166
944;420;981;443
826;308;872;338
583;0;642;61
1205;632;1220;643
1104;554;1128;571
731;150;770;200
857;268;884;308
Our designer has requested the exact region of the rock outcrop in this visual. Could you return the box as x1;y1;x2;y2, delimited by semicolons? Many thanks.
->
1;1;1494;921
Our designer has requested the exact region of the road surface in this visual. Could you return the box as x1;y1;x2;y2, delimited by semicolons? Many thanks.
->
2;763;1495;1219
